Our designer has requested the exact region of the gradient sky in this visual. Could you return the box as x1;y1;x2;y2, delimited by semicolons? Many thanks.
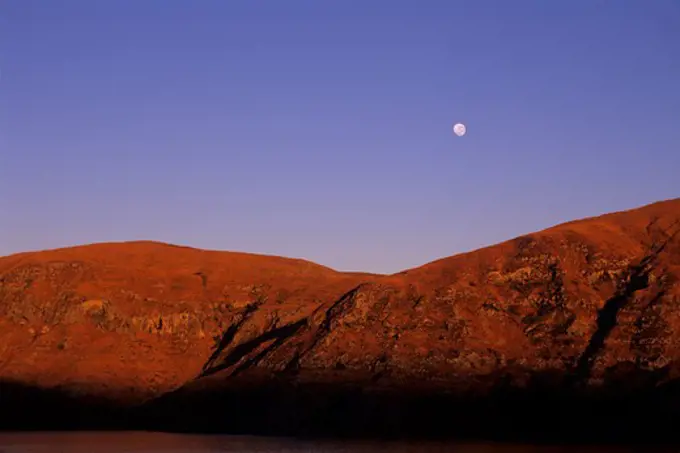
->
1;1;679;273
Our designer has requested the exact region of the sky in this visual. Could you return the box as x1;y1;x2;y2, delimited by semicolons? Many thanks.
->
1;0;679;274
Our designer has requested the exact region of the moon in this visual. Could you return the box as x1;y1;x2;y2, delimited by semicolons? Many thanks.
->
453;123;466;137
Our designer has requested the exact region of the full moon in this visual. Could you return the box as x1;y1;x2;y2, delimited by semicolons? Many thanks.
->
453;123;466;137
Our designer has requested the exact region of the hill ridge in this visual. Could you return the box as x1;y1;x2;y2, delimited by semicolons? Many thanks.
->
3;197;679;277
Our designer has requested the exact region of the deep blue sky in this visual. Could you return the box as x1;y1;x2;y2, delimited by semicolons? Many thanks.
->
1;1;679;273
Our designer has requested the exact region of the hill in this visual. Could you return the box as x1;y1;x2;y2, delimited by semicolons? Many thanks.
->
1;198;680;443
0;240;365;401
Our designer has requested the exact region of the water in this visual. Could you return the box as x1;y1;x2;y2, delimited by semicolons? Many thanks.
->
0;432;667;453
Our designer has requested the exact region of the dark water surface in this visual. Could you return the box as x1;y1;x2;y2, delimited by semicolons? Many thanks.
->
0;432;671;453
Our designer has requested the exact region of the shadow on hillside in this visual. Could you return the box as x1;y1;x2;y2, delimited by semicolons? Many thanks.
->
4;369;680;446
0;380;133;431
138;367;680;446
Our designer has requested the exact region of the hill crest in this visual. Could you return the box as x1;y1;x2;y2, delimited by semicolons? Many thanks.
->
3;197;679;277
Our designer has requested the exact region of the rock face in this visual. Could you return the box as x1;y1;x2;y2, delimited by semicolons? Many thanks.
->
2;198;680;442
